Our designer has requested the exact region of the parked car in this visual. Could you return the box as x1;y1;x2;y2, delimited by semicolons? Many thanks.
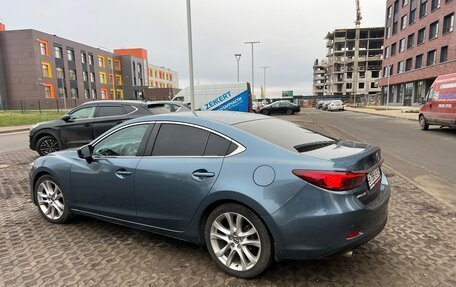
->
259;101;300;115
316;100;329;109
321;101;331;110
327;100;345;111
29;111;390;278
29;100;189;156
419;73;456;130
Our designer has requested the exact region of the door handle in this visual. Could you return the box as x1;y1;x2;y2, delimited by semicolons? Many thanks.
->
115;169;132;178
192;169;215;180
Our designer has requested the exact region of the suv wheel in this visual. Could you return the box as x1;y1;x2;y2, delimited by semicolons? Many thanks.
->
36;135;60;156
286;109;293;115
35;175;70;223
419;115;429;131
205;203;273;278
262;109;269;115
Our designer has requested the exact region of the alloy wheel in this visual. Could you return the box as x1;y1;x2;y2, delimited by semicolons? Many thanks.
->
37;180;65;220
209;212;261;271
39;138;59;155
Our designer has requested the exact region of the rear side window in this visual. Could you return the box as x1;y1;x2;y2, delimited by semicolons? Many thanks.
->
204;133;232;156
235;119;333;152
98;106;126;117
153;124;209;156
123;105;136;114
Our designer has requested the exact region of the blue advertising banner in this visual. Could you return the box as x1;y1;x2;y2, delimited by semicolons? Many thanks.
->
212;90;249;112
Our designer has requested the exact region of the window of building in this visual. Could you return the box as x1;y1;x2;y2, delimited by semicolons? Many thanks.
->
405;58;413;71
58;87;66;98
88;54;94;65
116;89;123;100
346;83;352;89
372;71;380;78
407;33;415;49
137;63;142;73
69;69;76;81
108;58;113;69
81;52;87;64
403;0;409;5
43;83;54;99
56;67;64;79
415;54;423;68
109;73;114;84
99;72;106;84
41;62;52;78
397;84;404;103
71;88;78;99
90;72;95;83
98;56;105;68
38;40;49;56
83;71;88;82
419;0;428;18
393;0;399;35
431;0;440;11
359;71;366;78
54;46;63;59
67;49;74;61
84;89;90;99
443;13;454;34
384;46;390;58
417;27;426;44
399;38;406;52
152;124;210;156
391;42;397;56
410;0;417;23
115;74;123;85
397;61;404;73
440;46;448;63
429;21;439;39
114;59;121;70
401;14;408;29
426;49;437;66
359;82;365;89
91;89;97;99
100;88;108;100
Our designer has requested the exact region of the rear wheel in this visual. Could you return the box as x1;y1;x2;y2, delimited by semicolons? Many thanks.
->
419;115;429;130
36;135;60;156
286;109;293;115
35;175;70;223
205;203;272;278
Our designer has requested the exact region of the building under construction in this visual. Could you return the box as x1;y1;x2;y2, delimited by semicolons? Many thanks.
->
313;27;384;104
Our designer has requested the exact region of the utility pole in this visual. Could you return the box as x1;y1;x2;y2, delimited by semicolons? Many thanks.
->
235;54;241;82
244;41;260;98
260;66;270;99
186;0;196;115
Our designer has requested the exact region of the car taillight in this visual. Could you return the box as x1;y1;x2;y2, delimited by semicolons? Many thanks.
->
292;170;366;191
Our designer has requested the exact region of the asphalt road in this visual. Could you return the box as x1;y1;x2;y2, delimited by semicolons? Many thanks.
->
279;109;456;207
0;131;29;153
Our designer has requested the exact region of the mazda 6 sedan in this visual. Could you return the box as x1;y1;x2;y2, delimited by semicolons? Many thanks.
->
29;111;390;278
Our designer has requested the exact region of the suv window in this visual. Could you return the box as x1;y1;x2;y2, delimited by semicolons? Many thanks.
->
148;104;181;114
204;133;232;156
70;106;96;119
153;124;209;156
98;106;126;117
93;124;148;156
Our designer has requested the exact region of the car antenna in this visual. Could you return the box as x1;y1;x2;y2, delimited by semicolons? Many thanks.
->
186;0;197;116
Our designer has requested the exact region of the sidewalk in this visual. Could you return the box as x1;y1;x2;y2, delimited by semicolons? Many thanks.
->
345;106;419;121
0;125;31;134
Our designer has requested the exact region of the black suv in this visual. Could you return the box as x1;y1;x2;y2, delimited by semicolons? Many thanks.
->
29;100;189;156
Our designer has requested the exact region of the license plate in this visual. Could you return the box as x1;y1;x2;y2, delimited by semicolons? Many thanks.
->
367;168;381;189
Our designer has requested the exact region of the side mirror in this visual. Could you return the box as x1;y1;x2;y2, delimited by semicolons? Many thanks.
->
61;114;73;122
77;144;93;163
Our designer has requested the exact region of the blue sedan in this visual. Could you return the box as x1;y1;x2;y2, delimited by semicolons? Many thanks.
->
29;111;390;278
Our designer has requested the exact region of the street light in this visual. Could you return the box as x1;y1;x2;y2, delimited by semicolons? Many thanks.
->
244;41;260;98
260;66;270;99
98;46;116;100
186;0;196;115
234;53;241;82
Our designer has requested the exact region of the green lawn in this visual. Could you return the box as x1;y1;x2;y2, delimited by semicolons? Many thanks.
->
0;111;65;127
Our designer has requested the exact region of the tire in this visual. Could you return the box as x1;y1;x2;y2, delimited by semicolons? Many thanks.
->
262;109;269;115
205;203;273;279
36;135;60;156
286;109;293;115
35;175;70;224
419;115;429;131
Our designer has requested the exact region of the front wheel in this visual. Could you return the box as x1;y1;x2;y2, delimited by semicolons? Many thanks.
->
36;135;60;156
419;115;429;130
286;109;293;115
262;109;269;115
205;203;273;278
35;175;70;223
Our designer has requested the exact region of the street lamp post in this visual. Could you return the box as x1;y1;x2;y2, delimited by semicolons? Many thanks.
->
244;41;260;98
260;66;270;98
186;0;196;115
234;53;241;82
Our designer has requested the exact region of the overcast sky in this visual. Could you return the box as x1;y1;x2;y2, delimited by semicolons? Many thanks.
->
1;0;386;97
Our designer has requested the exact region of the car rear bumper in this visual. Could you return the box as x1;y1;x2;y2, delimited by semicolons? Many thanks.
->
271;174;390;260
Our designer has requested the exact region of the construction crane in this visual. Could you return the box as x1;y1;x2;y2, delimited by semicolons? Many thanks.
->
355;0;362;28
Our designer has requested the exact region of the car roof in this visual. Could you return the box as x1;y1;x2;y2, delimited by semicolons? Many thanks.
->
147;100;187;106
129;111;268;126
80;100;145;106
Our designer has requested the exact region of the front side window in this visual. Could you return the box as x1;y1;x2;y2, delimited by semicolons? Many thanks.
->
70;106;96;119
93;124;149;157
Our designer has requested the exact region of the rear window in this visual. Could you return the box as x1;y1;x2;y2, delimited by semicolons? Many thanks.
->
234;119;334;152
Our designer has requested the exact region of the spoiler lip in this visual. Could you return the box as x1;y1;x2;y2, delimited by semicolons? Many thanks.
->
350;158;384;174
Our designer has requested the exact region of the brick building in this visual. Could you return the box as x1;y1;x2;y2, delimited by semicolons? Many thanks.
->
377;0;455;106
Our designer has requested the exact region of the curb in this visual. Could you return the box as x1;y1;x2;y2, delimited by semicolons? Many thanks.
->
0;127;30;135
346;109;418;122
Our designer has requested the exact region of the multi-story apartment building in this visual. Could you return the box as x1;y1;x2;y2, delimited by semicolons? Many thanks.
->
313;59;328;96
322;27;385;103
148;64;178;89
0;25;179;109
377;0;455;106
